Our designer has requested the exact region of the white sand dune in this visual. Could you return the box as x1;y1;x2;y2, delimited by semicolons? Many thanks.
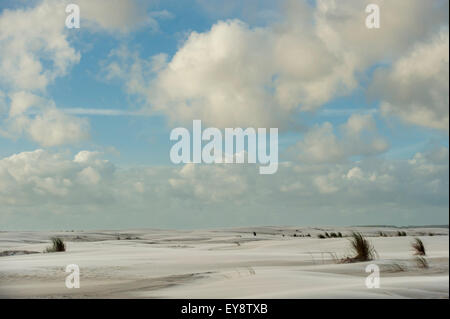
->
0;226;448;298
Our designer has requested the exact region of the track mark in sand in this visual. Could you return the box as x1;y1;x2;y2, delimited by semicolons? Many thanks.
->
0;250;40;257
220;267;257;280
63;272;215;298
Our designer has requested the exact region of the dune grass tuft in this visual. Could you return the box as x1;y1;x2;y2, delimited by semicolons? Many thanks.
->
45;237;66;253
412;238;426;256
342;232;377;263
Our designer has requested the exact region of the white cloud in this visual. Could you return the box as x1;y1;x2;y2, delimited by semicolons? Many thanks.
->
3;94;89;147
105;17;351;128
289;114;389;163
74;150;102;164
26;108;89;147
314;174;339;194
169;163;249;202
0;0;89;146
0;147;447;228
295;122;345;163
8;91;44;117
346;167;364;180
371;30;449;131
343;114;376;135
315;0;447;68
0;0;169;147
0;0;80;92
0;149;115;206
104;0;448;129
77;166;101;185
73;0;170;33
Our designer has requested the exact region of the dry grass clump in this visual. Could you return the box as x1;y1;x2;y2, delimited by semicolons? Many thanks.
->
415;256;429;269
45;237;66;253
341;232;377;263
412;238;426;256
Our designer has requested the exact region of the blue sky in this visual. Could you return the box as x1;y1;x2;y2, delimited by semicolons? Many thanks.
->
0;0;448;230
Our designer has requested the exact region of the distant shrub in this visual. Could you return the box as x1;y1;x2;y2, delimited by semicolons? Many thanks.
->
397;231;407;237
45;237;66;253
337;232;343;238
318;234;326;239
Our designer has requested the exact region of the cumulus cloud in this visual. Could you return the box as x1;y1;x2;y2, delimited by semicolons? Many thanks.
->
314;0;448;68
0;0;80;92
27;108;89;147
288;114;389;163
0;0;89;146
371;30;449;131
8;91;44;117
103;0;448;129
0;149;114;206
2;93;89;146
73;0;171;33
169;163;249;202
0;148;447;229
0;0;167;93
104;15;353;128
0;0;170;147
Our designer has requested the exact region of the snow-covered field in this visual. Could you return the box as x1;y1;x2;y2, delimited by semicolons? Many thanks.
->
0;226;448;298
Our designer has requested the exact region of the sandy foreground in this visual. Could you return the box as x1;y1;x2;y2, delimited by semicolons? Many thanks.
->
0;226;448;299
